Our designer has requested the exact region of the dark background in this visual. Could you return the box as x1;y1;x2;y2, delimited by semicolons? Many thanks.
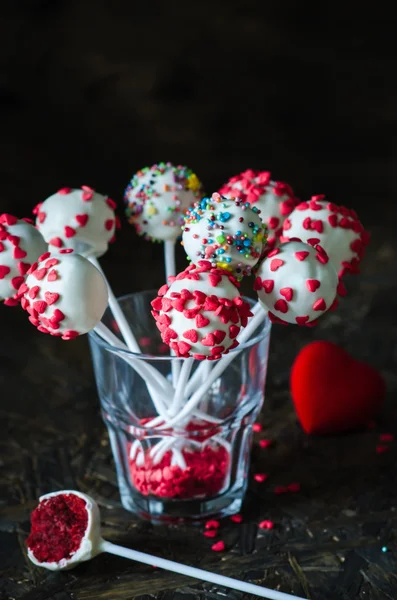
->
2;3;397;599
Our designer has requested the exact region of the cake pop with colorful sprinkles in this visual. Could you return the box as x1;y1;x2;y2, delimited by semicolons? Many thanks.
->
151;261;252;360
254;240;339;325
20;249;108;339
0;214;47;305
34;186;117;258
182;192;266;279
281;195;370;278
124;162;202;242
219;169;298;246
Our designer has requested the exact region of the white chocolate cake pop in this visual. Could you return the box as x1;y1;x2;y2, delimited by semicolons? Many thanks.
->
124;162;202;242
182;192;266;279
34;186;117;258
19;250;108;339
151;261;252;360
27;490;101;571
0;214;47;305
254;241;338;325
219;169;298;247
281;196;370;278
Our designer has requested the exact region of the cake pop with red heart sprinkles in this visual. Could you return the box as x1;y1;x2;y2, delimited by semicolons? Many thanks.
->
20;250;108;339
182;192;266;279
254;240;338;325
0;213;47;306
218;169;298;247
281;195;370;278
34;186;117;258
151;261;252;360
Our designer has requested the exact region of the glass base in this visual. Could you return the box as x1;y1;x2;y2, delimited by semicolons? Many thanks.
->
118;481;247;524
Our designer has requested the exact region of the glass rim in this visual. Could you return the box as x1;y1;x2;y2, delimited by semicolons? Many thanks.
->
89;290;271;361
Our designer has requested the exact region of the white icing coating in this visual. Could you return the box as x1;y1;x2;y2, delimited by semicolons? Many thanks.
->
255;241;338;325
151;262;252;360
124;163;202;242
35;187;116;258
0;215;47;302
27;490;102;571
281;198;368;275
219;169;298;246
21;251;108;339
182;193;265;279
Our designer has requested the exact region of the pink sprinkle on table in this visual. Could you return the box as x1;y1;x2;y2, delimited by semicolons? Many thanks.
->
252;423;263;433
205;519;220;529
211;540;225;552
379;433;394;442
259;520;274;530
230;514;243;523
254;473;268;483
203;529;217;538
259;439;273;449
376;445;390;454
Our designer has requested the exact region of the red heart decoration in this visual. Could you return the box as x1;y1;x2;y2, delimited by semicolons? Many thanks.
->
290;341;385;434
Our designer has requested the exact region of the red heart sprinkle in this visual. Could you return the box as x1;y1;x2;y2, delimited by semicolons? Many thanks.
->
262;280;274;293
33;268;47;280
178;341;192;355
49;237;63;248
0;214;18;226
306;279;320;292
105;219;114;231
28;286;40;299
52;309;65;322
183;329;198;343
45;292;60;305
312;298;326;311
296;316;309;325
47;270;58;282
270;258;284;272
211;541;225;552
328;214;338;227
213;329;226;344
75;214;89;227
203;530;217;538
201;333;215;347
0;265;11;279
38;212;46;224
268;216;279;230
58;187;71;194
208;272;222;287
17;262;30;275
280;287;293;301
229;325;240;339
11;276;25;290
294;251;309;261
195;314;210;328
274;299;288;313
13;247;27;259
62;330;79;340
106;198;117;210
33;300;47;314
64;226;76;238
7;235;20;246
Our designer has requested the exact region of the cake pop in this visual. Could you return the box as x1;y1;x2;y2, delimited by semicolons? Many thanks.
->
26;490;304;599
124;162;202;243
219;170;298;246
20;250;108;339
0;214;47;305
182;192;266;279
280;196;370;278
254;241;338;325
151;261;252;360
34;186;117;258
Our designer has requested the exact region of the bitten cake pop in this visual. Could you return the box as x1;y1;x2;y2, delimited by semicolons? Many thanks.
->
19;250;108;339
219;170;298;246
0;214;47;305
182;192;266;279
281;195;370;277
254;241;338;325
26;490;303;600
34;186;117;257
124;162;202;242
151;261;252;360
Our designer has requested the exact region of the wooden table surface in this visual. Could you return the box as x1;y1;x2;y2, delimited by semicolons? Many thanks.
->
1;3;397;598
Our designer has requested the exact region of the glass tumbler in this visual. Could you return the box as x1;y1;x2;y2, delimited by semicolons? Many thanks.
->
89;290;271;523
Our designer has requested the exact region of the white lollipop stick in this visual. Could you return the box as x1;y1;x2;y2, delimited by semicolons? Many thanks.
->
89;257;141;353
164;239;181;387
168;357;194;416
158;308;267;429
100;539;304;600
28;491;305;600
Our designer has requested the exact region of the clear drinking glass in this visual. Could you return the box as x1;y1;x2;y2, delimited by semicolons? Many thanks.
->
89;290;271;523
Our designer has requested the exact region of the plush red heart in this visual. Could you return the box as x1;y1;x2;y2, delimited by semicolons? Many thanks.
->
290;341;386;434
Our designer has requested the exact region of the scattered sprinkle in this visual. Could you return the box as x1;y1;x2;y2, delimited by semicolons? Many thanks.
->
376;445;390;454
230;514;243;523
259;439;273;449
211;540;225;552
379;433;394;442
203;529;218;538
252;423;263;433
205;519;220;529
254;473;268;483
259;520;274;530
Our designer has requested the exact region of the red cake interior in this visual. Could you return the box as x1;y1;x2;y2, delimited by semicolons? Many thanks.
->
26;493;88;563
